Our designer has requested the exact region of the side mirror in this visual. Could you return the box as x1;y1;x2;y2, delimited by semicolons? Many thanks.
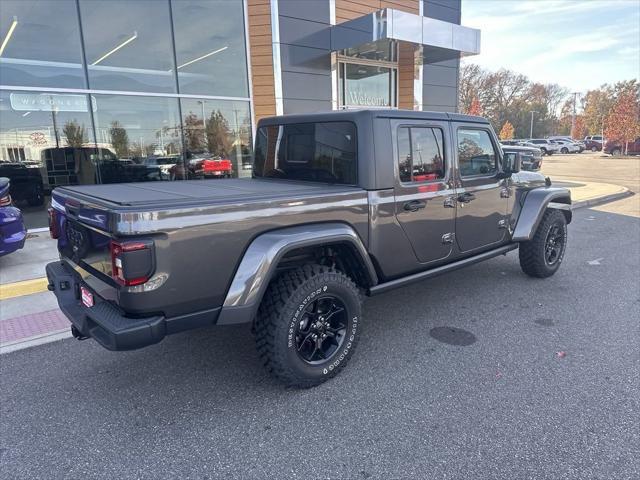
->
500;152;521;176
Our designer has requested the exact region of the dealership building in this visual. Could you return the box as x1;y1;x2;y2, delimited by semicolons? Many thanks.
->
0;0;479;229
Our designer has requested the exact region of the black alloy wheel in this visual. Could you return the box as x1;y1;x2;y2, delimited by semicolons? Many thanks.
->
544;223;565;266
295;296;347;364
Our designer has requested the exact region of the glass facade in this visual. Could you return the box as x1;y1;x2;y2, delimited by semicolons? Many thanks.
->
0;0;252;229
338;40;398;109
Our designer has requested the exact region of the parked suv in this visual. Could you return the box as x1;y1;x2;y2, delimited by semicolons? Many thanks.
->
0;161;45;206
527;139;558;155
584;136;603;152
604;138;640;156
46;110;571;387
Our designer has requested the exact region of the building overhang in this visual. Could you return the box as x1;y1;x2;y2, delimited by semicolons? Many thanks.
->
330;8;480;61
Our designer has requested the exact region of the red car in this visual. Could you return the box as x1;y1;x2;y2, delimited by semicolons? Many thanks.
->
604;137;640;156
195;157;234;178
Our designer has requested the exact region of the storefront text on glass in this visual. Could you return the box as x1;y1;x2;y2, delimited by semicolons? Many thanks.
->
347;89;389;107
10;93;97;113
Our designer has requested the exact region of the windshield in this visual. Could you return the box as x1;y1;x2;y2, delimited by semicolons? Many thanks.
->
253;121;357;184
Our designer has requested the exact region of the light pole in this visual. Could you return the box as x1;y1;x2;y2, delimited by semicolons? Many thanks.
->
529;111;538;138
571;91;580;137
197;100;207;149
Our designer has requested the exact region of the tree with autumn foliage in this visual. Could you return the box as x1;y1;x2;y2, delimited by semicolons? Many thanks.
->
467;96;483;116
571;116;587;140
605;91;640;155
499;121;515;140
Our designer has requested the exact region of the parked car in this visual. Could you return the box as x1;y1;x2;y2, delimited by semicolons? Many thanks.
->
501;144;543;171
604;138;640;156
551;139;581;154
198;157;234;178
143;156;182;181
549;136;584;152
0;177;27;257
0;161;45;206
584;136;604;152
46;110;571;387
527;139;559;155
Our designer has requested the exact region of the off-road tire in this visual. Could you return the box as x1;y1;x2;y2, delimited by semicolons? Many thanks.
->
255;264;362;388
519;209;567;278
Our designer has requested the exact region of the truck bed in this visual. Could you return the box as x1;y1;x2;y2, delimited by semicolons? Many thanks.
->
55;178;364;210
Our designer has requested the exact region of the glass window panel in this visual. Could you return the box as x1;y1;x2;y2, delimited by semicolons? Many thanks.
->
0;0;85;88
342;64;394;107
457;128;497;177
172;0;249;97
397;127;445;183
0;89;96;228
180;99;252;178
91;95;183;183
411;128;445;181
342;40;397;62
254;122;357;185
397;127;411;182
79;0;175;93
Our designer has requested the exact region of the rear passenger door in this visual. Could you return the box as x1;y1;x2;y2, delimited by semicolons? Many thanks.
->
392;120;457;264
453;125;509;252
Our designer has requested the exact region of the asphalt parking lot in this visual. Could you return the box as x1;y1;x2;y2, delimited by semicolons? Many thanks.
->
1;204;639;479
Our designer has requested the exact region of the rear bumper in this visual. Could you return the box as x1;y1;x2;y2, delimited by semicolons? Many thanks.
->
46;261;220;351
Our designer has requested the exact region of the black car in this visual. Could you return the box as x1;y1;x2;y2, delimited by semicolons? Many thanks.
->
0;161;45;206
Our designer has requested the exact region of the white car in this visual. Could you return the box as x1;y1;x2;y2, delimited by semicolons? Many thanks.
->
551;139;581;154
527;139;560;156
549;136;585;152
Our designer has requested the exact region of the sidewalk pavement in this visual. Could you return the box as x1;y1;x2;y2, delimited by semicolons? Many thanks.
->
0;179;632;353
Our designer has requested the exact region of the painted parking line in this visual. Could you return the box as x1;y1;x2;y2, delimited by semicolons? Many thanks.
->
0;277;49;301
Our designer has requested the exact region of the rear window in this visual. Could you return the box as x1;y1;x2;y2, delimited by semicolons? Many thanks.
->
253;122;357;184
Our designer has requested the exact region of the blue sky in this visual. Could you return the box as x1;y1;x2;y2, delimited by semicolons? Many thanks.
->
461;0;640;92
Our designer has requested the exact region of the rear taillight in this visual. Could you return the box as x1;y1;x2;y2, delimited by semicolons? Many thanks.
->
0;194;11;206
48;208;60;239
110;240;154;286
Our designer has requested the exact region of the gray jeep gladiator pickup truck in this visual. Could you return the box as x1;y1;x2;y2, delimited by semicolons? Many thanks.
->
46;110;571;387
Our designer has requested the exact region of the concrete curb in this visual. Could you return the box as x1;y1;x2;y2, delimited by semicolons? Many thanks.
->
0;328;72;355
571;188;633;210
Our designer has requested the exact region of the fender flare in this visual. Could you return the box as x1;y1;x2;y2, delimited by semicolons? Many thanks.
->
217;223;377;325
512;187;572;242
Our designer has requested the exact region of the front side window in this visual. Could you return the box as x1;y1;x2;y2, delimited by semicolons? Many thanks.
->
397;127;445;183
254;122;357;185
457;129;497;177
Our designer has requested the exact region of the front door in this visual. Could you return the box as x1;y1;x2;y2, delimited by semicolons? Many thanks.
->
393;120;457;264
453;125;509;252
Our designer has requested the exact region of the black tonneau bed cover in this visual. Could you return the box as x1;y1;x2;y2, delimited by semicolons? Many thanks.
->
54;178;364;209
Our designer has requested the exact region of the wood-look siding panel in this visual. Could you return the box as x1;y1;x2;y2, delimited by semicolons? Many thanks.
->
247;0;275;120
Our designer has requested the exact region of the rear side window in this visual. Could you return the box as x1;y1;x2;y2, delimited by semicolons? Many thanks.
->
397;126;445;183
253;122;357;184
457;128;497;176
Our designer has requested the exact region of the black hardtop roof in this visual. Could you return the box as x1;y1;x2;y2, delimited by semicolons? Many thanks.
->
257;109;489;126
